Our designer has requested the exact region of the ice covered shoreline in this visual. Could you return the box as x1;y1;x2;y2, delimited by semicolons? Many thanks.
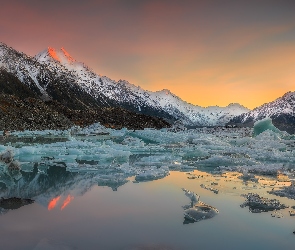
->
2;119;295;227
1;118;295;185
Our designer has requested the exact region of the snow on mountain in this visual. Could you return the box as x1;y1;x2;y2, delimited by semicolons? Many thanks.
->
230;91;295;123
0;42;52;99
228;91;295;134
34;46;249;126
0;43;115;109
1;42;249;126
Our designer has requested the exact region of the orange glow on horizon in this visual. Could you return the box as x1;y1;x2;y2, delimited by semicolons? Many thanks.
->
48;196;61;210
61;195;74;210
2;1;295;110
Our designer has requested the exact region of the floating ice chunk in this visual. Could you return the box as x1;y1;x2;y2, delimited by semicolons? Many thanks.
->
133;129;189;144
182;148;209;161
253;117;280;136
135;166;169;182
200;184;219;194
230;137;252;146
268;183;295;200
181;188;218;224
240;193;287;213
184;203;219;223
0;149;14;163
121;136;145;147
182;188;200;205
74;122;110;136
217;164;286;176
239;172;258;182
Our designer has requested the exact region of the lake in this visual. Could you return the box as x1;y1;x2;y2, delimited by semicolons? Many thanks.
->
1;125;295;249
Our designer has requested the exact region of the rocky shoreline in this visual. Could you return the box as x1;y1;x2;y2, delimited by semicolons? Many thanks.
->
0;94;170;131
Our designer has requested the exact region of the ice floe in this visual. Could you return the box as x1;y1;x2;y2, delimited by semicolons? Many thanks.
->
240;193;288;213
181;188;218;223
1;120;295;219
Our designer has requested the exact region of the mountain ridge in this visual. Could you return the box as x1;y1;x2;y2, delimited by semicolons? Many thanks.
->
1;42;249;127
228;91;295;133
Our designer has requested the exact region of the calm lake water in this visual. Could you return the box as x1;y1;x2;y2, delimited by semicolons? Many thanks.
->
1;126;295;249
1;169;295;250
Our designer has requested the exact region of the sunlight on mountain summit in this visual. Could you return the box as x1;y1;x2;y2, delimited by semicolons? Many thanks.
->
47;47;60;62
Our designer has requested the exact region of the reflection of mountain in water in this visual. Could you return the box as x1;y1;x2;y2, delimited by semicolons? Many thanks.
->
0;197;34;215
0;165;130;212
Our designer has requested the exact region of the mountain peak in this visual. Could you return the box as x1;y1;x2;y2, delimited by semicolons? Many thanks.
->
36;47;76;65
157;89;172;95
47;47;60;62
227;103;250;110
60;47;75;63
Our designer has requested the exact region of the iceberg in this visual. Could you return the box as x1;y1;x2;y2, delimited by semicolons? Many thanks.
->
240;193;287;213
181;188;218;223
253;117;280;136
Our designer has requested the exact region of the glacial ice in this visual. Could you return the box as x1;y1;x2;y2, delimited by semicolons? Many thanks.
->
181;188;218;223
3;122;295;225
183;204;219;223
1;121;295;192
240;193;287;213
253;117;280;136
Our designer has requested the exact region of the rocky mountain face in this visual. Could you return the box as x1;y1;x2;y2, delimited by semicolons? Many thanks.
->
228;92;295;134
0;42;249;128
35;47;249;125
0;94;170;131
0;43;170;130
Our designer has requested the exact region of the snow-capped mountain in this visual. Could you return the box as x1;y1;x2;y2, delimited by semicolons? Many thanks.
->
34;46;249;125
1;42;249;126
229;91;295;133
0;42;114;110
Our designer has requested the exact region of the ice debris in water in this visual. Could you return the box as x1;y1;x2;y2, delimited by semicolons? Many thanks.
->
181;188;218;223
240;193;288;213
200;184;219;194
72;122;110;136
1;123;295;192
268;182;295;200
253;117;280;136
182;188;200;206
0;149;13;163
135;166;169;182
183;204;219;224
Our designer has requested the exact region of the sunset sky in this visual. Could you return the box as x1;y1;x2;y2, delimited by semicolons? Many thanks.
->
1;0;295;109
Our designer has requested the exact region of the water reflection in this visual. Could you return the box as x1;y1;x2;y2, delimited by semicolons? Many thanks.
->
0;165;112;212
0;197;34;215
181;188;218;224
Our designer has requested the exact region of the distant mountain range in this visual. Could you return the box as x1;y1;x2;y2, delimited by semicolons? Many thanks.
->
0;42;249;128
228;91;295;133
1;42;294;132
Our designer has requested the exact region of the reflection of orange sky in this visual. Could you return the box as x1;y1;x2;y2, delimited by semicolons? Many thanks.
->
61;195;74;210
48;196;61;211
1;1;295;109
